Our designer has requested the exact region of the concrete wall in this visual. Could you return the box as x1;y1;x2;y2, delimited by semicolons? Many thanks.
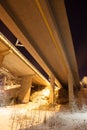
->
0;75;32;106
0;87;20;106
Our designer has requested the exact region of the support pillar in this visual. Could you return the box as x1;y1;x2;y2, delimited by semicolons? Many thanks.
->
0;55;4;67
49;74;55;105
18;75;32;103
68;73;75;110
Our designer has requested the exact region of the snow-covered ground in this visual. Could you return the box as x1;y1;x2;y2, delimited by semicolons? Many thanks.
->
1;104;87;130
1;83;87;130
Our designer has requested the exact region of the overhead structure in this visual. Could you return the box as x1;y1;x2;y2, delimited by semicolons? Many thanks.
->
0;0;80;105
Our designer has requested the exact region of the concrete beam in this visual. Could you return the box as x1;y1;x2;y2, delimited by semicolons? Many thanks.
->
0;4;52;78
47;0;80;86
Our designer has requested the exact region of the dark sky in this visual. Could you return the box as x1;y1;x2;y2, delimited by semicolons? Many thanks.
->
65;0;87;79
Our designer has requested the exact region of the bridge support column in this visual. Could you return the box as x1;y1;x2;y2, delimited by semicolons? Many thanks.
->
0;55;4;66
68;73;75;110
49;74;55;105
18;75;32;103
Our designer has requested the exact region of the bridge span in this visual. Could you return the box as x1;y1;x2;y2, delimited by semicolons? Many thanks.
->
0;0;80;105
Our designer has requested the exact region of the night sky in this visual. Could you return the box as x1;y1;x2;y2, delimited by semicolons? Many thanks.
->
65;0;87;79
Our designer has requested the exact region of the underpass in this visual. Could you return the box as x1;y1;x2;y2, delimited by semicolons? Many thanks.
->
0;0;80;106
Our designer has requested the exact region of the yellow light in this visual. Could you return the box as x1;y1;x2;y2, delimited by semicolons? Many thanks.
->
42;89;50;97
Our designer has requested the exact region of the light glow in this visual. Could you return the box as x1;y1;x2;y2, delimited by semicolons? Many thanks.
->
42;89;50;97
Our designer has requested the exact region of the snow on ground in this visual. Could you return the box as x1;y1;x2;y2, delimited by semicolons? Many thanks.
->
1;85;87;129
1;104;87;130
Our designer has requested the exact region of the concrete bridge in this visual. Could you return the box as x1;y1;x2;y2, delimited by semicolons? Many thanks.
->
0;0;80;106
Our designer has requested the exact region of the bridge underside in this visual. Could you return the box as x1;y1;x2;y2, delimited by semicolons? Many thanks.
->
0;0;80;106
0;34;51;104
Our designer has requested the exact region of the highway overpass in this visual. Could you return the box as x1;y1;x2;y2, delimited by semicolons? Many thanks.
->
0;0;80;105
